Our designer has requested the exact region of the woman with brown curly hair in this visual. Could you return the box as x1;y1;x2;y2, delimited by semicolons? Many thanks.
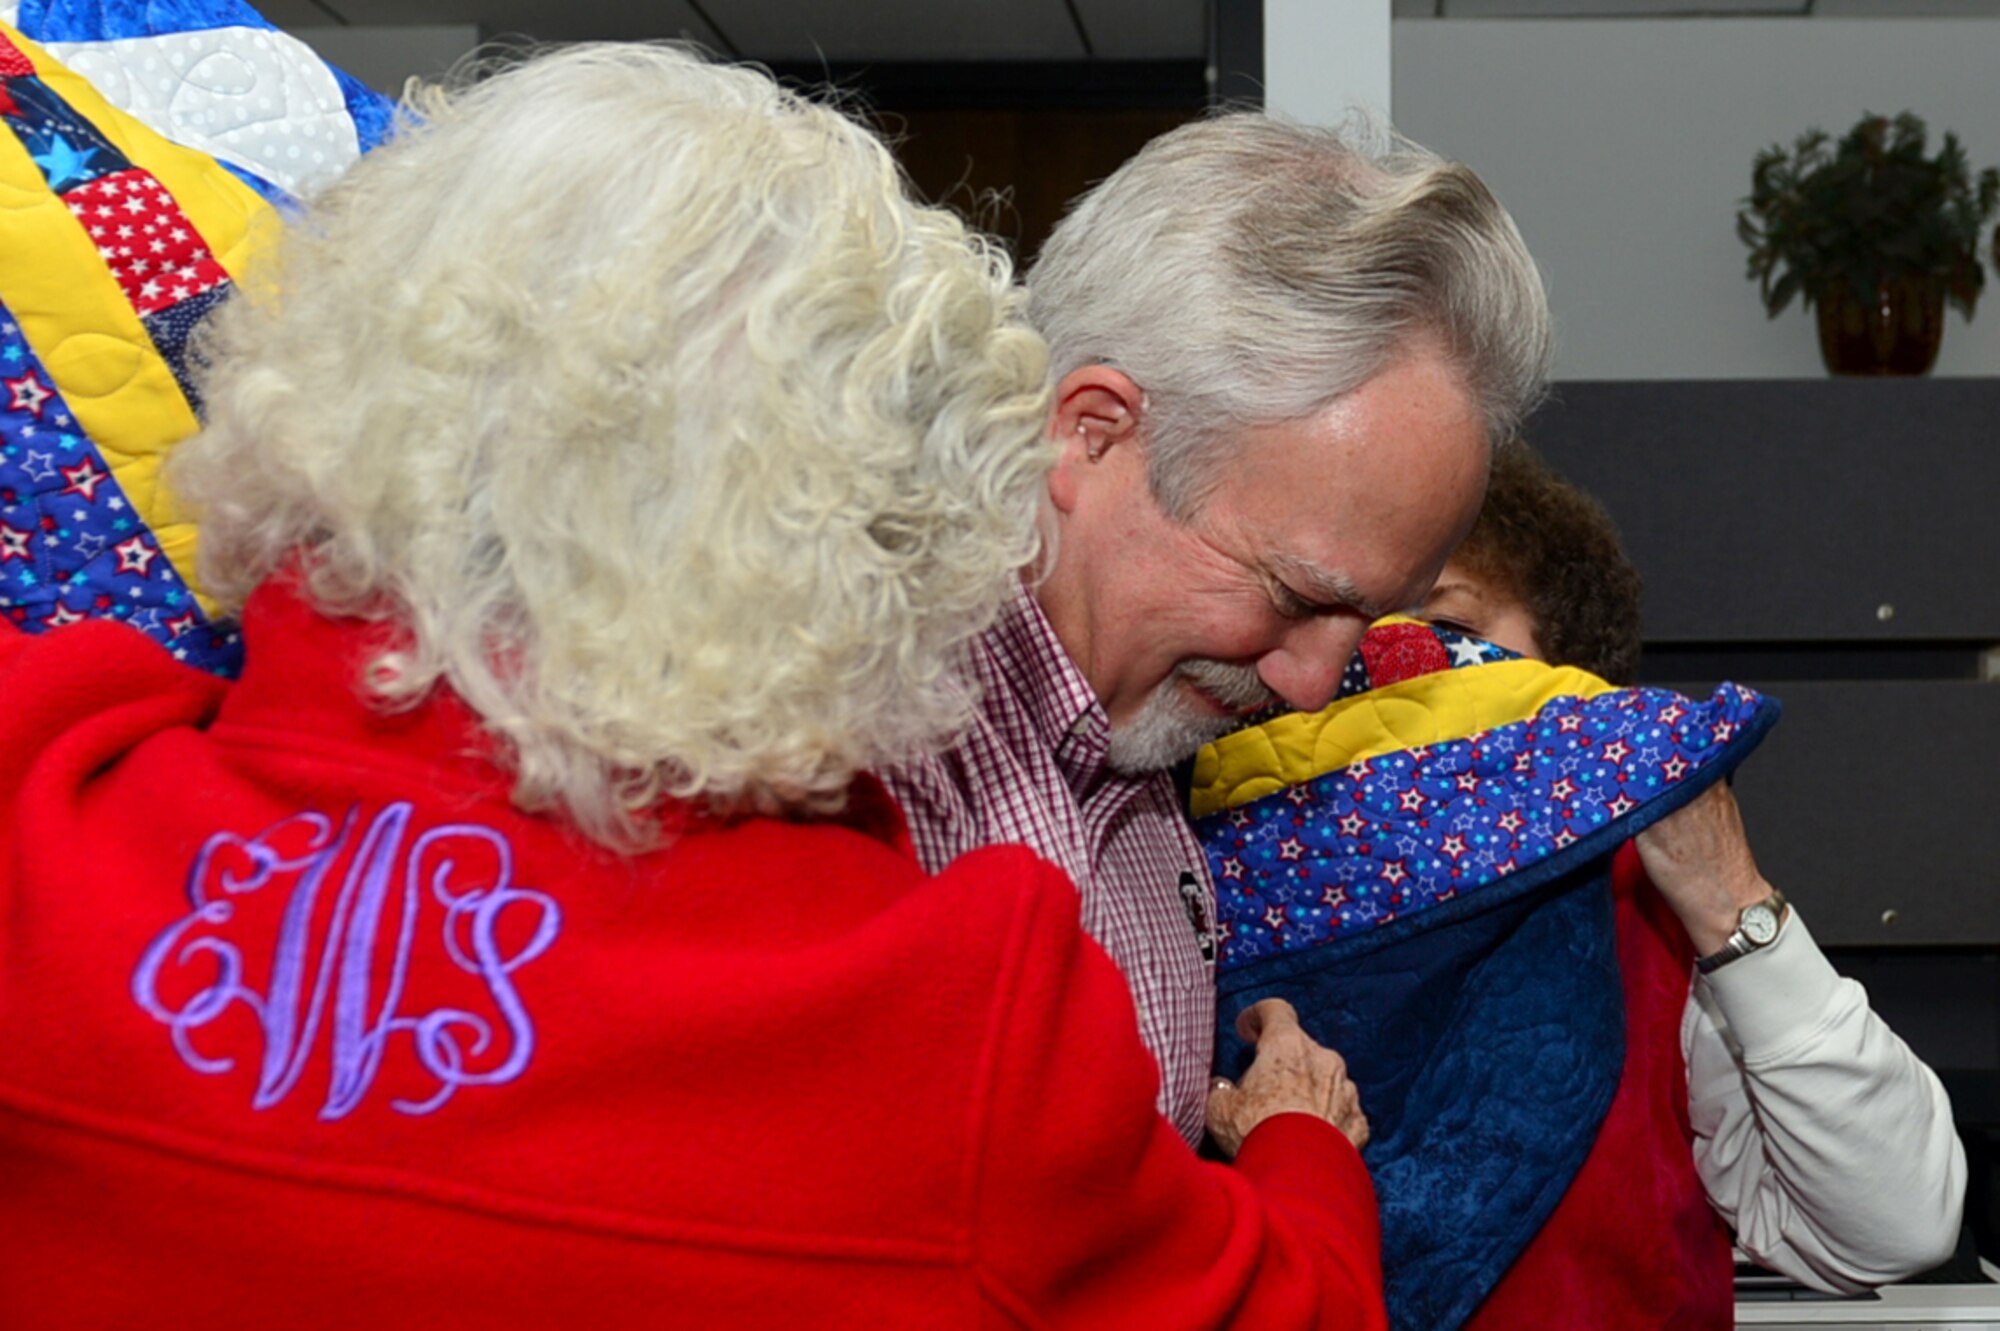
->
1422;443;1962;1327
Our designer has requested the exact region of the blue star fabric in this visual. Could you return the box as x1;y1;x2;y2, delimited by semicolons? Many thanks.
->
2;70;130;190
1195;631;1780;1331
0;305;239;672
141;282;228;411
1205;682;1773;965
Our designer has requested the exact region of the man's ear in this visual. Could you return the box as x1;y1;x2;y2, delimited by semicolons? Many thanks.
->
1047;366;1146;515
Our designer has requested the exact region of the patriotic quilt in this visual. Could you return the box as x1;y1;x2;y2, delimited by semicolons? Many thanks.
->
0;3;389;673
3;0;392;201
1192;618;1779;1331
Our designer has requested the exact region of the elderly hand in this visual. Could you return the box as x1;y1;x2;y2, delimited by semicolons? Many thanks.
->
1634;782;1782;956
1207;998;1369;1159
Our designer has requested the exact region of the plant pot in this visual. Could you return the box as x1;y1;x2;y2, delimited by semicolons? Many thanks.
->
1814;275;1946;376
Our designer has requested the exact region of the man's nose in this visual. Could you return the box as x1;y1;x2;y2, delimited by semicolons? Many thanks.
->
1256;618;1369;714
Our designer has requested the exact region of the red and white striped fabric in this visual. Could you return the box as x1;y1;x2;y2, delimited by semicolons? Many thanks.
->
63;168;229;316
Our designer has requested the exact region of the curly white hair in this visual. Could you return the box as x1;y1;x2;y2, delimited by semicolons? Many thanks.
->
172;44;1053;849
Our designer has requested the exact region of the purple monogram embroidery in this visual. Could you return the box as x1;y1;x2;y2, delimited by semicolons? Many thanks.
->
132;803;562;1120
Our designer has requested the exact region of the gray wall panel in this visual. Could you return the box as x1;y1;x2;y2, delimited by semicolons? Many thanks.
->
1525;380;2000;643
1655;678;2000;945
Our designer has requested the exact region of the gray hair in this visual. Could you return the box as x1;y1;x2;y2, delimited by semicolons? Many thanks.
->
1026;112;1553;518
173;44;1053;850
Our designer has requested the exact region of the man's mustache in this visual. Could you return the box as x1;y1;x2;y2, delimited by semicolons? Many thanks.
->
1175;659;1278;714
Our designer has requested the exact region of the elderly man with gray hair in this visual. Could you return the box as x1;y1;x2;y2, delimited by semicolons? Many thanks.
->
884;114;1554;1142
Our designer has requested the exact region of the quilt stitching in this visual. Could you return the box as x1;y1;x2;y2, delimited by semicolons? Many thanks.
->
0;24;242;669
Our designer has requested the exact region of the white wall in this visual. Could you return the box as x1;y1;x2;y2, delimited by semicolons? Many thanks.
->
1266;0;1391;124
1393;19;2000;380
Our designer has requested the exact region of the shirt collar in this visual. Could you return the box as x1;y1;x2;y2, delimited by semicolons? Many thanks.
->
977;579;1113;789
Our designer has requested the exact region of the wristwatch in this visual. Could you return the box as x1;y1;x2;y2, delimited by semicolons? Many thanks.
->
1695;888;1788;974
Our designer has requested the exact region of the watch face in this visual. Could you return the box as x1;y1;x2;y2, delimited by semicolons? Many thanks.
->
1741;902;1780;946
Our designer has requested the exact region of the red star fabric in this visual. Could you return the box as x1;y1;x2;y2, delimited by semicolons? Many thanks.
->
62;168;228;316
1358;620;1453;687
0;33;34;78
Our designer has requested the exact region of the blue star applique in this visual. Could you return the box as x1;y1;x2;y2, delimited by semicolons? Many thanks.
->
30;132;97;192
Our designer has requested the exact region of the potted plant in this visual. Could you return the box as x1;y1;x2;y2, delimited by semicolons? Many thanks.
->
1737;110;2000;375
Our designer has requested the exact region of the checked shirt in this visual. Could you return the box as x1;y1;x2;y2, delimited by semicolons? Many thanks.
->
881;582;1216;1145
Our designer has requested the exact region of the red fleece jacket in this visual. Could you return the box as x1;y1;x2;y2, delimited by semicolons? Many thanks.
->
0;578;1384;1330
1465;845;1735;1329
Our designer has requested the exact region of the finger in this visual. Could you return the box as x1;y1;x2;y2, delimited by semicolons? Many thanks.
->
1236;997;1301;1045
1205;1079;1243;1153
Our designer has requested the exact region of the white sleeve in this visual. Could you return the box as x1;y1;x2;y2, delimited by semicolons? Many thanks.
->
1683;906;1967;1294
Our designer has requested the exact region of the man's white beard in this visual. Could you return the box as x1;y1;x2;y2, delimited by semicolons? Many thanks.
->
1105;659;1276;774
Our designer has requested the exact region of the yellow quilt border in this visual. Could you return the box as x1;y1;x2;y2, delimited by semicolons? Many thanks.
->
1189;655;1626;819
0;20;278;618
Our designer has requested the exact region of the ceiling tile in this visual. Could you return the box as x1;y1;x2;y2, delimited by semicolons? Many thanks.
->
1441;0;1805;13
256;0;349;24
262;0;368;23
328;0;726;48
1815;0;2000;13
713;0;1086;61
1070;0;1205;59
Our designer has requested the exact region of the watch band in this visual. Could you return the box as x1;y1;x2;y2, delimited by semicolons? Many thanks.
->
1695;888;1788;975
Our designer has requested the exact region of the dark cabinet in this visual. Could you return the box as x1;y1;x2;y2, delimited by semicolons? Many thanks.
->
1527;378;2000;643
1523;380;2000;947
